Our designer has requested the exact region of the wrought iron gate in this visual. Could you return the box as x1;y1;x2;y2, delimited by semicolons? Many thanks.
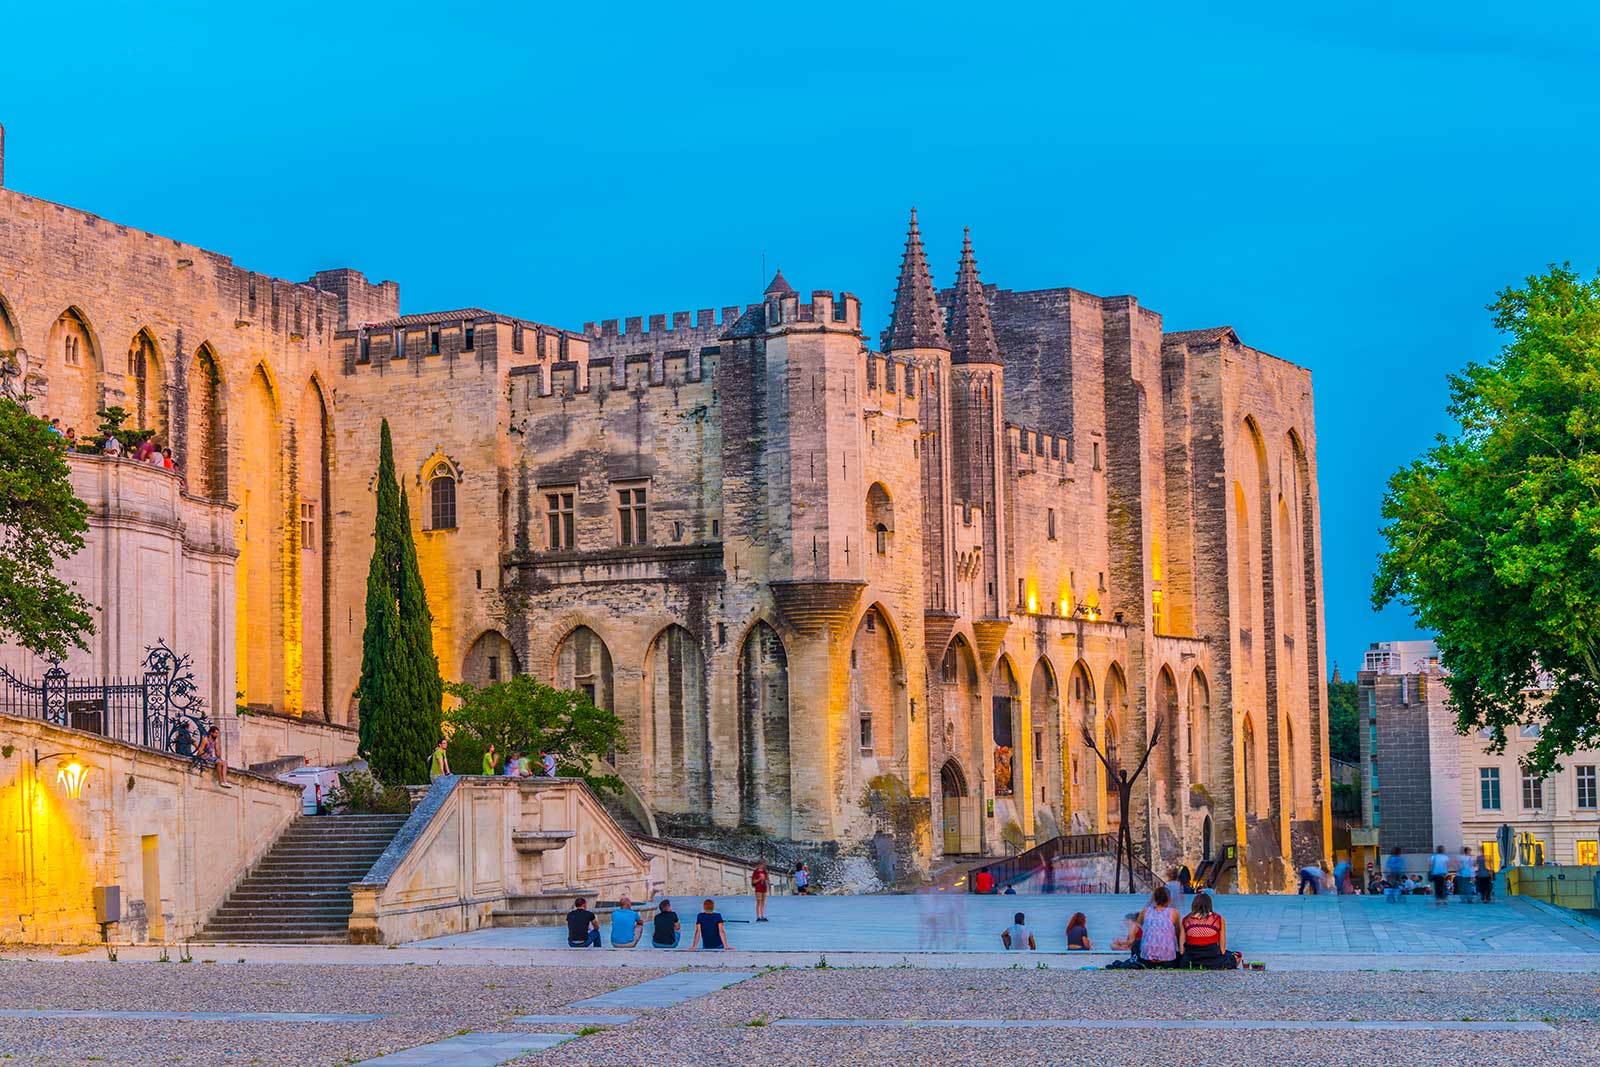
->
0;640;214;756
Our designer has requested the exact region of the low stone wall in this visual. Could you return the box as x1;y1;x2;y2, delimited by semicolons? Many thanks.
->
0;713;302;944
348;776;782;944
236;709;359;769
1508;865;1599;911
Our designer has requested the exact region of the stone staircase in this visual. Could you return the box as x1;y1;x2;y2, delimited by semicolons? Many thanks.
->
194;813;410;943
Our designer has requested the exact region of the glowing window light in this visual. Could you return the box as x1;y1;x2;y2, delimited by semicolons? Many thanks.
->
56;761;88;799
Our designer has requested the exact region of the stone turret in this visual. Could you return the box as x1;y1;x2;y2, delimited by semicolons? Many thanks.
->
949;228;1001;364
881;208;947;352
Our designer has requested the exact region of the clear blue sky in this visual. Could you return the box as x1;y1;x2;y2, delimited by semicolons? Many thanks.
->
4;1;1598;674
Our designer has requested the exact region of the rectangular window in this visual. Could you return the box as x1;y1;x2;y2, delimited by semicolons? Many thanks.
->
671;520;684;542
464;326;476;351
1033;729;1044;764
1577;840;1598;866
1519;723;1542;738
617;486;647;546
1479;767;1501;811
1092;441;1101;470
487;655;499;682
430;329;440;354
859;715;873;753
1521;772;1543;811
1578;766;1598;810
513;324;524;353
396;332;406;359
1047;508;1057;540
299;502;316;551
546;490;575;550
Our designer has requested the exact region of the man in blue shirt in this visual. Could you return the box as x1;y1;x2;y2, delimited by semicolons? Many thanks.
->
610;895;642;947
690;898;731;950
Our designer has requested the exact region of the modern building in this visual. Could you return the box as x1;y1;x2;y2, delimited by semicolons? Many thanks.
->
1357;639;1600;870
0;122;1330;887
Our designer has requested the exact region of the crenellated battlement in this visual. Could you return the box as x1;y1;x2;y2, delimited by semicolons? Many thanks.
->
508;344;719;417
761;289;863;334
583;304;752;341
862;348;923;419
1007;421;1075;469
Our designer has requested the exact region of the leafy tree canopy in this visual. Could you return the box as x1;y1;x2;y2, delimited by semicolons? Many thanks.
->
0;392;94;659
1327;677;1359;764
1374;264;1600;775
443;674;625;796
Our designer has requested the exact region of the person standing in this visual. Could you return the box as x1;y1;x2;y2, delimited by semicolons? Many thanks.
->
541;750;557;777
1383;847;1407;903
651;899;682;947
565;897;600;947
481;743;499;777
752;861;770;921
1332;857;1352;894
1475;848;1495;904
690;898;731;950
1455;847;1476;902
1000;912;1036;951
794;862;810;895
1298;862;1323;894
1162;867;1185;906
1428;846;1451;905
429;739;451;781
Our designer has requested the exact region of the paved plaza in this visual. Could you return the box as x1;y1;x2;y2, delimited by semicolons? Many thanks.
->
417;890;1600;957
3;894;1599;1066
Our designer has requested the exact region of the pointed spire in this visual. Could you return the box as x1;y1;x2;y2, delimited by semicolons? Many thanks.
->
764;270;796;296
881;208;948;352
948;227;1000;364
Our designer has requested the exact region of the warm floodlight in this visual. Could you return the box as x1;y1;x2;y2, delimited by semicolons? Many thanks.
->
56;761;88;799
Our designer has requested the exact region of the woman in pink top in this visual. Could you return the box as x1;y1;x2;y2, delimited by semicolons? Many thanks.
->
1137;883;1182;967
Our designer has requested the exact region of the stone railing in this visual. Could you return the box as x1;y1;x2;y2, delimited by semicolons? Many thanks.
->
347;775;782;944
236;708;359;769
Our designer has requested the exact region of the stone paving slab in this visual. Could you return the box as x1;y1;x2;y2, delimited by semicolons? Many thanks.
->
566;970;758;1009
0;1008;385;1022
350;1030;570;1066
771;1018;1556;1033
512;1013;637;1025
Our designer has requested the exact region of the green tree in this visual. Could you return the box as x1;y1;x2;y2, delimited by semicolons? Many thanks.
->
0;393;94;659
1327;677;1359;763
443;675;624;796
1374;264;1600;776
356;420;443;785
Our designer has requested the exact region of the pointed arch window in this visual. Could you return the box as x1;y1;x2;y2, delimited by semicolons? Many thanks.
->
426;462;458;531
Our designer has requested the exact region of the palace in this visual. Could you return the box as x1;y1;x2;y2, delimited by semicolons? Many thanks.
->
0;126;1328;889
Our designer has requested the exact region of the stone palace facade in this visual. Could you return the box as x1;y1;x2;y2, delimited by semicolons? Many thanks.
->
0;125;1329;888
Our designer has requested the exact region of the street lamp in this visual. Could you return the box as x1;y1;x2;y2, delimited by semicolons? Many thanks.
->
35;750;89;799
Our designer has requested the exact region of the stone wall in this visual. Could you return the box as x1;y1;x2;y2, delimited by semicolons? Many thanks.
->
0;713;301;943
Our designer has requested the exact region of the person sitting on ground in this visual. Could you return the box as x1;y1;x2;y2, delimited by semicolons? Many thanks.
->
1002;883;1017;895
1137;884;1182;967
1065;911;1092;950
566;897;600;947
1178;892;1239;969
1001;911;1036;951
194;725;231;788
610;895;642;947
651;899;682;947
1110;911;1142;956
690;898;731;950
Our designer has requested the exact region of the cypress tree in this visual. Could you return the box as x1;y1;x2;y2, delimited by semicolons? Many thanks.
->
356;420;443;785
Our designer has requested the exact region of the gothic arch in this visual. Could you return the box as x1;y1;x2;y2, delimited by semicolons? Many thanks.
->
44;305;101;429
1103;662;1129;828
866;481;894;556
1188;666;1212;793
1155;665;1181;818
1241;711;1261;818
850;604;908;775
644;623;709;815
186;344;227;498
1287;427;1324;817
940;757;970;797
298;377;333;717
126;328;167;436
738;620;790;835
1029;656;1062;824
1242;415;1281;823
937;634;983;803
463;629;520;686
237;361;287;711
421;455;460;531
990;654;1021;799
1066;659;1097;828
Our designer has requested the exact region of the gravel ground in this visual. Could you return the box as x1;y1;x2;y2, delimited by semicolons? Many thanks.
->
0;961;669;1066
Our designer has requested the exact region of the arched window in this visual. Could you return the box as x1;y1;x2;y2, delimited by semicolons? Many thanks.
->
874;523;888;555
429;469;457;530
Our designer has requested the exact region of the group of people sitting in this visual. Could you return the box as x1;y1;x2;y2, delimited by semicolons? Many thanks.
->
566;896;734;950
1105;884;1241;969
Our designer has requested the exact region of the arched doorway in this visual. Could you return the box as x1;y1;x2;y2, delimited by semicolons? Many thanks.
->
991;658;1020;799
939;758;975;855
738;621;790;835
645;624;708;816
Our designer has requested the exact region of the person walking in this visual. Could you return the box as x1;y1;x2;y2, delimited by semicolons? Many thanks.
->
1428;846;1451;905
1138;885;1182;967
1332;857;1352;894
481;743;499;776
651;899;682;947
1298;862;1323;895
1474;849;1494;904
1455;847;1476;902
1001;912;1036;951
429;738;451;781
690;899;731;950
752;861;770;921
1383;847;1407;903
